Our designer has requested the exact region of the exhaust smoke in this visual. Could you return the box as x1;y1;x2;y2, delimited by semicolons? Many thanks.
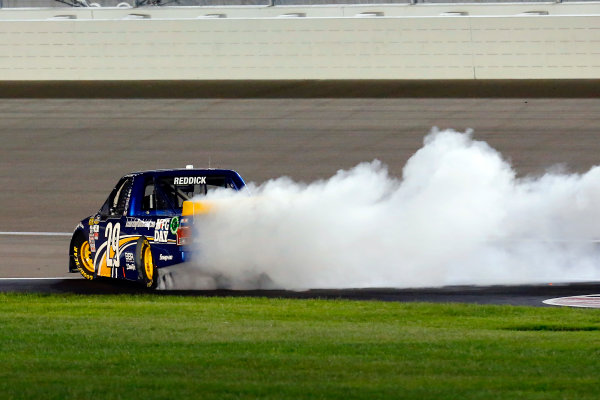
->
187;129;600;290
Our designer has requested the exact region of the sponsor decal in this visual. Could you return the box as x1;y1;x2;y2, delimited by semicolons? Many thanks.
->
155;218;170;230
94;232;99;240
88;233;96;252
174;176;206;185
154;218;171;243
170;217;180;235
91;225;99;233
94;216;100;225
125;218;156;229
124;252;136;271
159;254;173;261
88;218;95;226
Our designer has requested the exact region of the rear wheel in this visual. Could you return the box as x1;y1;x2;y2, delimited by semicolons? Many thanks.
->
136;238;157;289
73;235;95;280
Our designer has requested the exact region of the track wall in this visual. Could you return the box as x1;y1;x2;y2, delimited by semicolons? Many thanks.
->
1;5;599;80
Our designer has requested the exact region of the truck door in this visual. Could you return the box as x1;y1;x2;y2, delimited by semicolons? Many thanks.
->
96;177;133;278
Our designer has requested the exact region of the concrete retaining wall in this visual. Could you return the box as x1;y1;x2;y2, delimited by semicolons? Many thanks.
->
1;4;599;80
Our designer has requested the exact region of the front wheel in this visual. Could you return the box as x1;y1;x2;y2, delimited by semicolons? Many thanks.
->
73;234;95;280
136;238;157;289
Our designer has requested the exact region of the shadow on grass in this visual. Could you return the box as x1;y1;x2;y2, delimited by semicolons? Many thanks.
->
505;325;600;332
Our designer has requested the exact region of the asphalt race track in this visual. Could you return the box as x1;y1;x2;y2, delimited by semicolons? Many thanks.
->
2;91;600;305
1;278;598;307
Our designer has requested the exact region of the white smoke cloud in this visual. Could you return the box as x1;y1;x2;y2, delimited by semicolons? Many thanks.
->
188;129;600;290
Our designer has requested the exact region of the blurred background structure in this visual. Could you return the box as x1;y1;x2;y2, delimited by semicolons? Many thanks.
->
2;0;598;81
1;0;595;7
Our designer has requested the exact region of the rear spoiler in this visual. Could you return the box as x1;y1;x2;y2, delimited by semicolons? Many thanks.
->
182;200;214;217
178;200;214;246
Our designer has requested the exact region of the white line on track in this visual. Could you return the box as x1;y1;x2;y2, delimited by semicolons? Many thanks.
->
543;295;600;308
0;231;71;237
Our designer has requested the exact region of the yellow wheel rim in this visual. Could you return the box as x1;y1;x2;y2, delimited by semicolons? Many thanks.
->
80;241;94;272
144;244;154;280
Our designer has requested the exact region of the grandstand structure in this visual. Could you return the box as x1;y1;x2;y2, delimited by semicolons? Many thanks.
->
1;0;595;6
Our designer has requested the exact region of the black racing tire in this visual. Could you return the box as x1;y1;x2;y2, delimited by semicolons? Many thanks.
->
135;237;157;289
72;234;95;280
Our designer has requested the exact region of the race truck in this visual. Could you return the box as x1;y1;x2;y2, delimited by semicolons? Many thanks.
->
69;167;245;288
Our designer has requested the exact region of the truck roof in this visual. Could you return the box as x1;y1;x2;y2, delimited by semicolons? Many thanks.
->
128;168;242;176
122;168;246;190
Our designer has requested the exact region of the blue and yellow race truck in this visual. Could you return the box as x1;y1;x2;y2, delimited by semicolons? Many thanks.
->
69;167;245;288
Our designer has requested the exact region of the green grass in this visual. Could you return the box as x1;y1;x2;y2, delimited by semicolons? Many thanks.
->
1;294;599;400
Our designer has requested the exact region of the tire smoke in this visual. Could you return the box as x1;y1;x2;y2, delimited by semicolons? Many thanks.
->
190;129;600;289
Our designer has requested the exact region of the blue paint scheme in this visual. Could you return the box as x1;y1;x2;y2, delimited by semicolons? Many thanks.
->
69;168;245;283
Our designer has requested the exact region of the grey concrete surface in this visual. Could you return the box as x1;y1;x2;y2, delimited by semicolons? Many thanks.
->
1;97;600;277
0;236;69;278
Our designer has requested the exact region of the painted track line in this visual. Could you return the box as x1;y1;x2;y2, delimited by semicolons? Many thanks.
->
0;231;71;237
543;295;600;308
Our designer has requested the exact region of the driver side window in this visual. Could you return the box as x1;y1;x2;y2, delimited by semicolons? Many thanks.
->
99;177;133;218
141;177;156;213
110;178;133;217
